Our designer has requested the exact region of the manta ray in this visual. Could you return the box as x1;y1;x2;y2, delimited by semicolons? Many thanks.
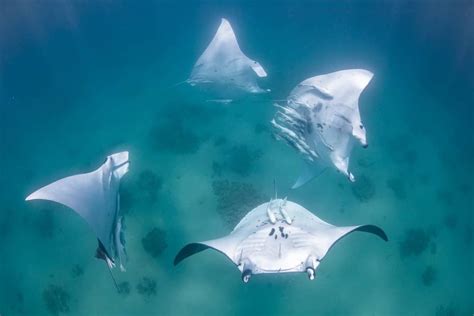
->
175;197;387;282
26;152;130;275
271;69;374;188
187;18;269;98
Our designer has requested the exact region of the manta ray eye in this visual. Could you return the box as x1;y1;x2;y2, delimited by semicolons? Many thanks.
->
359;124;364;129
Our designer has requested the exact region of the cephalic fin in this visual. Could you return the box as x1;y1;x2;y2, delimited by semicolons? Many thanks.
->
266;198;277;224
279;198;292;225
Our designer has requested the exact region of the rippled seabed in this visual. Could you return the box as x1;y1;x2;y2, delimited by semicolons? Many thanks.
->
0;1;472;315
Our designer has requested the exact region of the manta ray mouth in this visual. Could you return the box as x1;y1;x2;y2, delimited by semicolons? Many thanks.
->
257;263;303;273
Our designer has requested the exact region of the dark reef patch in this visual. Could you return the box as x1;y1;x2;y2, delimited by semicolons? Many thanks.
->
150;120;202;154
119;186;135;215
436;189;454;205
149;102;222;155
214;145;262;177
212;180;266;228
254;123;269;134
351;175;375;202
435;303;457;316
117;281;131;296
226;145;262;176
42;284;71;315
6;290;25;314
136;277;157;298
386;177;406;200
389;139;418;166
212;161;223;177
27;208;57;239
421;265;437;286
119;169;163;214
443;213;458;230
418;173;431;185
71;265;83;278
401;149;417;165
137;170;163;204
213;136;227;147
399;228;434;258
458;182;471;195
142;228;168;258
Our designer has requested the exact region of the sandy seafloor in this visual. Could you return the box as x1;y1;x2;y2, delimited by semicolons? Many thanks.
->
0;1;473;315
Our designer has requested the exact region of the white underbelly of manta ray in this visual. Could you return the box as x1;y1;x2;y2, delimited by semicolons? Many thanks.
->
25;152;130;277
175;197;387;282
186;18;269;100
236;224;319;273
272;69;374;188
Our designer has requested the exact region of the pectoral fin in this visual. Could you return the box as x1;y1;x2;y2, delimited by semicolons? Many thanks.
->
174;236;237;266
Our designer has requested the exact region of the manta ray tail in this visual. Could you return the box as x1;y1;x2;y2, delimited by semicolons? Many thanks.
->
273;179;278;199
95;241;120;292
106;262;120;292
292;163;326;189
171;80;189;88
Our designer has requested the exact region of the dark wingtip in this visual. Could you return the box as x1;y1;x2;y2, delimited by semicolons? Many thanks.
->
174;243;211;266
355;225;388;242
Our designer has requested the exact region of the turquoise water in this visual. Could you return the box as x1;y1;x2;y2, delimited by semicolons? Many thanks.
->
0;1;473;315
